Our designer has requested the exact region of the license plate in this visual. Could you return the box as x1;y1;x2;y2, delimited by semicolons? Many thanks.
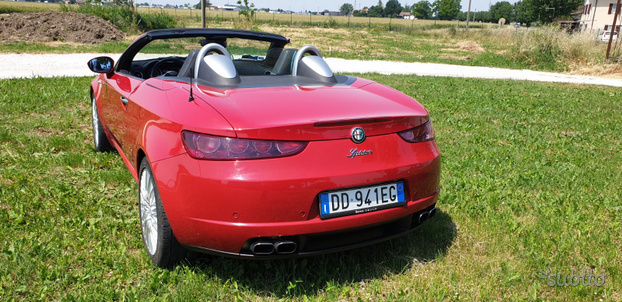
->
319;182;406;219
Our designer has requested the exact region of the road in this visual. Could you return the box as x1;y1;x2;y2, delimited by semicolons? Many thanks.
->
1;53;620;87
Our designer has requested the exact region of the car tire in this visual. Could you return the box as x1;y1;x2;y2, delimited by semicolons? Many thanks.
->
91;94;114;152
138;157;190;268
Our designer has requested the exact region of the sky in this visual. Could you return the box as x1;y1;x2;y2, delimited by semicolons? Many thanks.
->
192;0;520;13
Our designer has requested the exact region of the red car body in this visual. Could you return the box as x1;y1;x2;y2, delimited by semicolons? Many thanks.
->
88;29;440;265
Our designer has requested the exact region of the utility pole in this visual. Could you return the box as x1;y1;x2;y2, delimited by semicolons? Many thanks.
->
606;0;621;60
201;0;206;28
466;0;472;30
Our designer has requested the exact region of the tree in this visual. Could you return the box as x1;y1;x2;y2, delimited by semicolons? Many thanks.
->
433;0;461;20
353;8;368;17
237;0;256;22
385;0;403;17
490;1;514;22
513;0;582;24
412;0;432;19
368;1;384;17
476;10;494;22
514;1;535;25
194;1;211;9
340;3;354;16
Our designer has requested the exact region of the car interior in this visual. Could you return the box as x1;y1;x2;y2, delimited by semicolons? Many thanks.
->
121;36;348;88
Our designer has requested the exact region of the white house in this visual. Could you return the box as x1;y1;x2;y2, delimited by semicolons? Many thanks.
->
580;0;621;33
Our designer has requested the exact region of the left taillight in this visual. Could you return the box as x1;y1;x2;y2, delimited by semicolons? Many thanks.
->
181;131;308;160
398;120;435;143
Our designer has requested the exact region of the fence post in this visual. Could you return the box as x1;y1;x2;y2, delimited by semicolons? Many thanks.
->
606;0;621;60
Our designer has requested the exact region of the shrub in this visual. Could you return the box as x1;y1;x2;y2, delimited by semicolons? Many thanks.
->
511;26;564;70
136;11;177;31
509;26;609;71
59;4;176;33
323;17;337;28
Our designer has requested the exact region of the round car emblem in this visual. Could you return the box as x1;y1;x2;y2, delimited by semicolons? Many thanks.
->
351;127;366;144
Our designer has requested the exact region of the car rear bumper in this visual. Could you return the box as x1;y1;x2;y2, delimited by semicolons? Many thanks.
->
184;200;438;258
151;134;441;256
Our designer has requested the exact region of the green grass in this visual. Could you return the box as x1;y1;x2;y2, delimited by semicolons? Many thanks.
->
0;41;130;54
0;76;620;300
0;0;49;13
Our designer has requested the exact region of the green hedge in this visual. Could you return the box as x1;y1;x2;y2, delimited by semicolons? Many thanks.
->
59;4;176;33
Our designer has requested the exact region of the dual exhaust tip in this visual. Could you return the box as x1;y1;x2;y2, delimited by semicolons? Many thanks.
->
417;207;436;224
250;207;436;255
250;240;297;255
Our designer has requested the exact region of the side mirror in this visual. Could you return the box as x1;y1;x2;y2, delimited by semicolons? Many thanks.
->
87;57;114;74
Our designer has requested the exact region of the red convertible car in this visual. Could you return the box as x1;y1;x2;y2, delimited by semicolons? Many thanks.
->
88;28;440;267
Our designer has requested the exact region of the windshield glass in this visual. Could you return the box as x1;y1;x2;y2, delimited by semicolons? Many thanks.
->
133;37;271;61
227;38;270;61
127;36;281;79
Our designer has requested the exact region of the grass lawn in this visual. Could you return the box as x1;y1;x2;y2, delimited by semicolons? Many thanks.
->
0;75;620;300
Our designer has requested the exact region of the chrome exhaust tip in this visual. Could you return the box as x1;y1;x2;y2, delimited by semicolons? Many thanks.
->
250;241;275;255
428;207;436;218
274;241;297;254
417;211;429;224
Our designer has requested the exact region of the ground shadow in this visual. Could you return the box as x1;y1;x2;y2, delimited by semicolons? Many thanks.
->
185;209;457;298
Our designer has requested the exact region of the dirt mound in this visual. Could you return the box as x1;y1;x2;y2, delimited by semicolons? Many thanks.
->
456;41;485;53
0;11;124;43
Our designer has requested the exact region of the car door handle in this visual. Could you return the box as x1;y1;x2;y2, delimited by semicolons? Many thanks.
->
120;96;129;105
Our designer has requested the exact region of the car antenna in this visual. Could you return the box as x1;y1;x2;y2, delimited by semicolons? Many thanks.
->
188;75;195;102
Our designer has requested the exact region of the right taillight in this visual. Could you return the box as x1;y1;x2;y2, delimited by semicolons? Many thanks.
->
398;120;435;143
181;131;308;160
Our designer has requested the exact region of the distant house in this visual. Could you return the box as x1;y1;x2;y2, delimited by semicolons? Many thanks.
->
398;12;415;20
208;5;240;12
323;11;341;16
580;0;621;33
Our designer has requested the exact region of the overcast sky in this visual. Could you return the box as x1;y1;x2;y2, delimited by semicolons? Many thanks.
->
192;0;520;13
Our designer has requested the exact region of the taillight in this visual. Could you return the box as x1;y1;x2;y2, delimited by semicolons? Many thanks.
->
398;120;435;143
181;131;307;160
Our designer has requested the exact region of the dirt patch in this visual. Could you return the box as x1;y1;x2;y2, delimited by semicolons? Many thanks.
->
440;55;473;61
0;11;124;43
572;64;622;79
441;41;485;54
456;41;485;53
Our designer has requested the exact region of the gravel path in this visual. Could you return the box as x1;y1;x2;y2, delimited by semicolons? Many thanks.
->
2;53;621;88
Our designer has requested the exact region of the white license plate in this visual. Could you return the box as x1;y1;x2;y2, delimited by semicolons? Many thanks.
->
319;182;406;219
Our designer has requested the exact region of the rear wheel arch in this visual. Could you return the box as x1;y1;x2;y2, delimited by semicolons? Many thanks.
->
136;149;147;174
138;156;193;267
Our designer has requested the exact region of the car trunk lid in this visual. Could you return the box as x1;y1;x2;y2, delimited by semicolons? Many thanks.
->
195;79;429;141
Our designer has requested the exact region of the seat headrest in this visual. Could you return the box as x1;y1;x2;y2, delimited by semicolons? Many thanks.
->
194;43;241;86
292;45;336;84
